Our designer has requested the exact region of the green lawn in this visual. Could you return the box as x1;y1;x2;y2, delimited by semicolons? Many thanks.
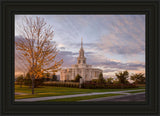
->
15;85;145;99
38;94;123;102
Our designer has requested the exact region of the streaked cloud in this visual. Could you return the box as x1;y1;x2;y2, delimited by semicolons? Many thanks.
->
15;15;145;77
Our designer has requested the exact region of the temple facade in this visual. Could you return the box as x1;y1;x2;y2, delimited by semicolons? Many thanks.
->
60;38;102;82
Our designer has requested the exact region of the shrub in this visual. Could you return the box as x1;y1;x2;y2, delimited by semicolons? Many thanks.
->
92;79;98;83
24;78;45;88
43;81;79;88
43;81;137;89
105;83;137;89
35;78;45;88
82;81;137;89
24;79;32;87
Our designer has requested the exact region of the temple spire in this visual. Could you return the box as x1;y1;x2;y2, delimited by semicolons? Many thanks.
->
81;37;83;49
77;37;86;64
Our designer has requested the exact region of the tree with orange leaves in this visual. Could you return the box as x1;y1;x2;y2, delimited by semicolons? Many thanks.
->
16;16;63;94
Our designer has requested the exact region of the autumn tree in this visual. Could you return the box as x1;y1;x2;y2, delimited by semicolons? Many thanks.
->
130;73;145;84
115;70;129;84
16;16;63;94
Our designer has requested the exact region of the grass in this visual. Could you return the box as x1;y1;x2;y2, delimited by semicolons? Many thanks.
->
15;85;145;99
39;94;123;102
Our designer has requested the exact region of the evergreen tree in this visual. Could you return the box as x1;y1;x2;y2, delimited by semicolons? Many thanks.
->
52;74;57;81
98;73;106;84
74;74;82;82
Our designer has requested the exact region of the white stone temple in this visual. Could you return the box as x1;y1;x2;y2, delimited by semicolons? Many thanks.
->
60;38;102;82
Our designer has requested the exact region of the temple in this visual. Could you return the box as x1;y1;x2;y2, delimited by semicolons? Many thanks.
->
60;38;102;82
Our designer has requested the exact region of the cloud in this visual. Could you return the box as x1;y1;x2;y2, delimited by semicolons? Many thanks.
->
68;43;98;48
15;15;145;78
97;15;145;56
59;47;65;50
56;51;77;67
56;49;145;78
98;33;144;56
90;58;145;71
56;50;95;67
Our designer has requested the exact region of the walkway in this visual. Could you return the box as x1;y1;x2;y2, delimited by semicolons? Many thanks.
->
80;92;145;102
15;89;144;102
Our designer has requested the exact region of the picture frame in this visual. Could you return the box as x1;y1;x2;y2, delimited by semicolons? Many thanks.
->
0;0;159;115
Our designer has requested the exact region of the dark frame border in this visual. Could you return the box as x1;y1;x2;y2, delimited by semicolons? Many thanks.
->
0;0;159;115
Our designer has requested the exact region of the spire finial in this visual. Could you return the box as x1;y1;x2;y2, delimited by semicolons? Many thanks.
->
81;37;83;48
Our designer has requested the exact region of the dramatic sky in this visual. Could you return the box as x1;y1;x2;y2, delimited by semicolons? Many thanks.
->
15;15;145;78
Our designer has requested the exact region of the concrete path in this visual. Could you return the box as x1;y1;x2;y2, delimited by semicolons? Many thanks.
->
80;92;145;102
15;89;144;102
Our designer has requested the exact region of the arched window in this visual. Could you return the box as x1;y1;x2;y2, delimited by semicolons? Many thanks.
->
83;60;85;63
78;60;80;63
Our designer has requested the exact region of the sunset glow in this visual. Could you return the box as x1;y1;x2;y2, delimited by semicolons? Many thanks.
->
15;15;145;78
